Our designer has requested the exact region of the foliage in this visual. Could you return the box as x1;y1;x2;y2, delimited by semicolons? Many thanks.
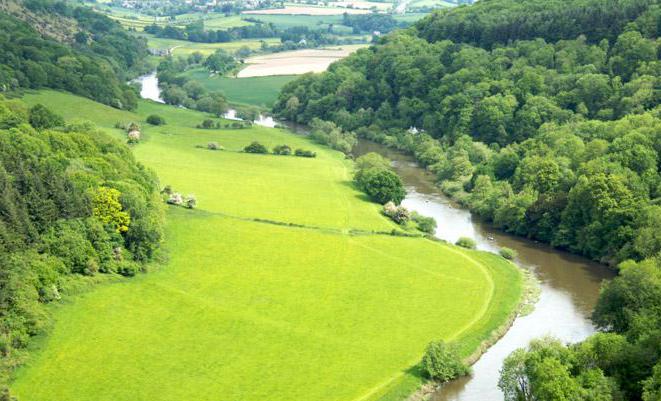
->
244;141;268;154
455;237;476;249
0;5;148;109
91;187;131;233
499;247;517;260
0;98;162;394
28;104;63;130
207;142;223;150
309;118;357;155
294;148;316;158
273;144;292;155
354;153;405;205
146;115;166;125
421;340;470;382
383;201;410;224
500;256;661;400
412;212;437;234
273;0;661;265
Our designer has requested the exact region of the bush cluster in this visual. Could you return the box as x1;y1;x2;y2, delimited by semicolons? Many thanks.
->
161;185;197;209
146;114;166;125
422;340;470;382
244;141;269;154
455;237;477;249
354;153;405;205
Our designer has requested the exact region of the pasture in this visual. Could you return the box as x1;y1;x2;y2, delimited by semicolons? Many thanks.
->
144;34;281;55
242;5;370;15
14;91;522;401
179;69;296;107
237;45;367;77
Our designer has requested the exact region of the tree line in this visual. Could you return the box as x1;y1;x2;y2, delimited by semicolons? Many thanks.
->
274;4;659;265
0;97;164;396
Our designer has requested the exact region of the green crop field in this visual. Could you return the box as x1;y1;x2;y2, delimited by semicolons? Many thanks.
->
13;90;522;401
179;69;296;107
203;14;253;29
245;14;346;29
144;34;281;55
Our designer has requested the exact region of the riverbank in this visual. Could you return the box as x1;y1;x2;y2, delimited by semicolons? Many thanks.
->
353;139;614;401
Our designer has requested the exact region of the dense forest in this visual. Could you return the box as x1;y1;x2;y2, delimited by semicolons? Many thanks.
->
0;0;150;109
0;97;164;394
275;1;660;398
274;0;660;266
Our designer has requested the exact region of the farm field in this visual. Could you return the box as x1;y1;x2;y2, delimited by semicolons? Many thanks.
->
237;45;367;77
13;90;523;401
242;5;371;15
144;34;281;55
179;69;296;107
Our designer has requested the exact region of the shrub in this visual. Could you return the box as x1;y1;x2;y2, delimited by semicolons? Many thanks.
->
167;192;184;206
28;104;63;130
422;340;470;382
127;130;140;144
127;122;140;132
360;168;406;205
244;141;268;154
455;237;477;249
199;119;215;129
294;148;316;158
146;114;166;125
412;213;437;234
499;247;517;260
207;142;223;150
273;144;292;155
383;202;410;224
184;195;197;209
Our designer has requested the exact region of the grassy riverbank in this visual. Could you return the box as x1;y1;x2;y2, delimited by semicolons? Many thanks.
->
13;90;522;401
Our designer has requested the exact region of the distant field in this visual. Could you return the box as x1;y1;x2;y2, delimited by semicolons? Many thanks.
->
408;0;456;8
179;69;296;107
329;0;393;10
144;34;281;55
246;13;346;29
243;5;370;15
203;14;253;29
14;90;522;401
237;45;367;77
393;12;429;23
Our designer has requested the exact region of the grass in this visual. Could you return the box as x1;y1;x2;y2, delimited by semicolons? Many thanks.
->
13;90;523;401
143;34;281;55
245;14;346;29
179;68;296;107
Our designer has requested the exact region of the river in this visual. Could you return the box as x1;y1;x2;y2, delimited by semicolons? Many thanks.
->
353;141;615;401
135;72;615;401
134;72;277;127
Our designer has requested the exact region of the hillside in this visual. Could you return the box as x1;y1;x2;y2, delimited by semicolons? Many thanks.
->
5;90;523;401
0;0;150;109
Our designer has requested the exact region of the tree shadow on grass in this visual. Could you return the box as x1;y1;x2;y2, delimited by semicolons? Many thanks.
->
338;180;373;203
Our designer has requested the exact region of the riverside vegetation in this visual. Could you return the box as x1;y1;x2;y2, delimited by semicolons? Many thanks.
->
274;0;660;398
3;89;523;401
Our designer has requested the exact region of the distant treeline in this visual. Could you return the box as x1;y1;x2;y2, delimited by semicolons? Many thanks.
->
0;97;164;392
145;20;278;42
0;0;150;109
415;0;657;48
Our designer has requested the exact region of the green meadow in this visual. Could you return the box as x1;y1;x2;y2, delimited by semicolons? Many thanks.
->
179;69;297;107
144;34;281;55
13;90;522;401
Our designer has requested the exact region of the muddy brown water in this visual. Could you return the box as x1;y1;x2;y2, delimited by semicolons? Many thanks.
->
354;140;615;401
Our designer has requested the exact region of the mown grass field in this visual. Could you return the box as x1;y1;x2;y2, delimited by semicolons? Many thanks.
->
179;69;296;107
14;90;523;401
